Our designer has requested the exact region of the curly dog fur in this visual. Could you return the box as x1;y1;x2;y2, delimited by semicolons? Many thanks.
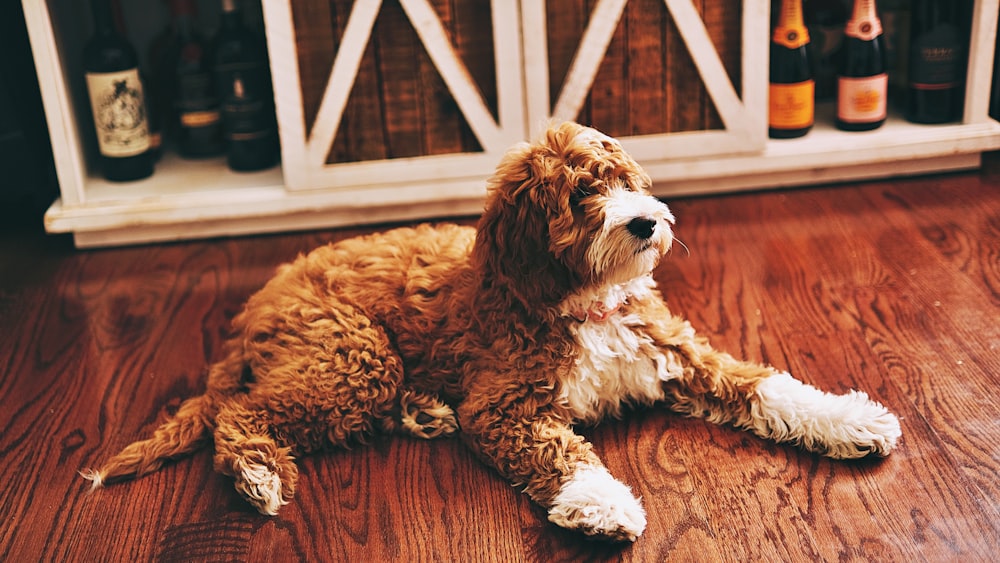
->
83;122;901;541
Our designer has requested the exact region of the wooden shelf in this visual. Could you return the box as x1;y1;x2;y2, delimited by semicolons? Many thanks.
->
25;0;1000;248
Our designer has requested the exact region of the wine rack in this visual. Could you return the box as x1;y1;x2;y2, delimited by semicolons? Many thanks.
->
23;0;1000;248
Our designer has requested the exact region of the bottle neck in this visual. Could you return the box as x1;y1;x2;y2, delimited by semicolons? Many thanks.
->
169;0;199;36
845;0;883;41
773;0;809;48
90;0;116;36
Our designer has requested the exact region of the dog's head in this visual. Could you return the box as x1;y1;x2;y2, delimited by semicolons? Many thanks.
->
473;121;675;312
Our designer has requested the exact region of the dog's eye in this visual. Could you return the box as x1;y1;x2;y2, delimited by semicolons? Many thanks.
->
570;184;592;206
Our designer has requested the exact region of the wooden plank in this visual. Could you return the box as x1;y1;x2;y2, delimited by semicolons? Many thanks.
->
21;0;88;205
522;0;553;134
400;0;504;152
587;0;629;135
490;0;527;141
453;0;497;152
626;0;669;136
263;0;310;187
308;0;383;165
377;0;425;159
551;0;628;122
544;0;588;121
418;0;464;156
289;0;336;140
964;0;1000;123
664;0;745;132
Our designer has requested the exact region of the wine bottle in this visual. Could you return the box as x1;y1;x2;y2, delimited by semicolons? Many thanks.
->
769;0;814;139
836;0;888;131
906;0;965;124
167;0;224;158
83;0;153;182
213;0;279;171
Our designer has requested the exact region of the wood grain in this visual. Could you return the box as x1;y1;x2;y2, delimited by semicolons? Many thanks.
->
545;0;740;137
2;169;1000;561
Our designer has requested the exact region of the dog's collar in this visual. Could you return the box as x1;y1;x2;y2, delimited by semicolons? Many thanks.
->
567;299;626;323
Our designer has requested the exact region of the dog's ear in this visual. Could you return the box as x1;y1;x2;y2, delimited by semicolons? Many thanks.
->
472;140;579;311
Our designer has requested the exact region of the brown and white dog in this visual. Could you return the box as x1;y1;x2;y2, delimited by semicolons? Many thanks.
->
83;121;901;541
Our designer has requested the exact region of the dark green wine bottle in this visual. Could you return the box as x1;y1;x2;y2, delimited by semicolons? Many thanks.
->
906;0;965;124
769;0;814;139
213;0;279;172
83;0;153;181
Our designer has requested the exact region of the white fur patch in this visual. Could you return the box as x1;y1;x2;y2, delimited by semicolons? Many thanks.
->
548;465;647;541
751;372;902;459
79;468;105;492
235;458;288;516
560;278;683;423
587;188;675;285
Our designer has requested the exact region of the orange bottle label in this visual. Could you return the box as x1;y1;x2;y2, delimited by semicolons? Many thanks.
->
837;74;888;122
769;81;815;129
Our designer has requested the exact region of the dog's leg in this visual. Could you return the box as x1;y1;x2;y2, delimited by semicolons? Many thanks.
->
651;318;901;459
212;398;299;516
459;405;646;541
216;298;404;514
396;388;458;439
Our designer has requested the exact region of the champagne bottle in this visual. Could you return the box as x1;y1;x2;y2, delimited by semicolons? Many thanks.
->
83;0;153;182
769;0;814;139
906;0;965;124
836;0;888;131
213;0;279;171
167;0;224;158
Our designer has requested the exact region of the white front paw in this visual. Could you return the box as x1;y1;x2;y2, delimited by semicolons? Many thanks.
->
819;390;902;459
548;465;647;542
754;373;902;459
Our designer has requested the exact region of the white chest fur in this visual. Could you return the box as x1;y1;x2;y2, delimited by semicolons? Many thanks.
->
561;313;683;423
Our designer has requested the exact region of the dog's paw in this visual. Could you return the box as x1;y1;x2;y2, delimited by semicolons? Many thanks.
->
399;390;459;439
233;451;293;516
816;390;902;459
547;465;647;542
753;373;902;459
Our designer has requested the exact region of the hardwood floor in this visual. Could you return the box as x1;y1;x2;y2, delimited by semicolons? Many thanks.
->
1;169;998;561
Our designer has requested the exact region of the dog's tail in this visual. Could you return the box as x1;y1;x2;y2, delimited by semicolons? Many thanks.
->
81;343;246;490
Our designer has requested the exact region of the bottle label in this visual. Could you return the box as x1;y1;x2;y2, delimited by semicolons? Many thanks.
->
910;23;962;89
180;110;221;127
769;80;815;129
176;71;219;130
85;69;150;157
837;74;888;123
219;70;275;143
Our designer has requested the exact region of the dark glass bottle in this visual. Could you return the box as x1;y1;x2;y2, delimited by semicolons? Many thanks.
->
83;0;153;182
769;0;814;139
836;0;888;131
213;0;279;171
167;0;224;158
906;0;965;124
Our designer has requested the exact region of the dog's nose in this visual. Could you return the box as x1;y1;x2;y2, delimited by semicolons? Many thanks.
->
626;217;657;240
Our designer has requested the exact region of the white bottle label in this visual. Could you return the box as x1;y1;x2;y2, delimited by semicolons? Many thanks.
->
85;69;150;157
837;74;888;123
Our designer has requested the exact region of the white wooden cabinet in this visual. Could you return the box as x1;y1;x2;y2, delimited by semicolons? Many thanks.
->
25;0;1000;248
